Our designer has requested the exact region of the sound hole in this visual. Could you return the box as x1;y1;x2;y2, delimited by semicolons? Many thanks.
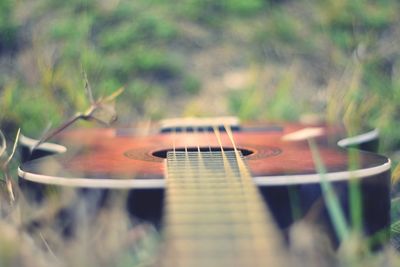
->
152;147;254;159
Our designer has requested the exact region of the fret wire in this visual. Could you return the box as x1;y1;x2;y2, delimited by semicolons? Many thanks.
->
167;208;268;218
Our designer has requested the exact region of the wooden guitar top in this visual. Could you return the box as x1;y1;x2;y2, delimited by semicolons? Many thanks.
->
19;122;390;188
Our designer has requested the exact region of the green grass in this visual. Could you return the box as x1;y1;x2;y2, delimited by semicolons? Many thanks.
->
1;0;400;266
309;138;350;242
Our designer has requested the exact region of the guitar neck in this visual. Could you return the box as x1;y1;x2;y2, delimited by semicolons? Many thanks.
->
158;149;287;267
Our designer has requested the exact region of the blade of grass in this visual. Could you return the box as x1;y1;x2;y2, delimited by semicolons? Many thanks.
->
31;114;82;152
5;128;20;166
348;148;362;233
392;161;400;186
82;67;94;104
308;138;349;242
0;129;20;203
102;87;125;103
288;186;302;221
0;130;7;158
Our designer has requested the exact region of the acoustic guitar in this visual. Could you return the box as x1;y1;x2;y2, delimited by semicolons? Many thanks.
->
18;117;391;266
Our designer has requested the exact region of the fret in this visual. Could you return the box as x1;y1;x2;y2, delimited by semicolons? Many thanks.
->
157;150;287;267
166;203;267;214
165;213;269;225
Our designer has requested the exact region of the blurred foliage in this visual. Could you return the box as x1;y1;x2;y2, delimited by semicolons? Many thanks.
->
0;0;399;154
0;0;18;53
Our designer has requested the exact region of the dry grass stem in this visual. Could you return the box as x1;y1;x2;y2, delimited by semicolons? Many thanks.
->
32;72;124;152
0;129;20;204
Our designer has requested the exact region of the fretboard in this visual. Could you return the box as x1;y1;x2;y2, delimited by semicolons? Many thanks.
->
158;150;287;267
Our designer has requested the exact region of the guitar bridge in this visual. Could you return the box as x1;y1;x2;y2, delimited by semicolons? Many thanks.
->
160;116;240;133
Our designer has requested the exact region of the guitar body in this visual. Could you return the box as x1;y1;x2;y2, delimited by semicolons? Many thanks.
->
18;120;391;249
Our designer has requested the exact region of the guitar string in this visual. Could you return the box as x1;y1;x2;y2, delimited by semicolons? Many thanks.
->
204;125;238;241
164;125;192;262
223;124;287;265
187;126;216;260
189;126;231;263
181;125;199;257
225;124;266;260
162;128;177;266
172;128;176;155
212;125;262;265
167;126;191;253
216;125;260;260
